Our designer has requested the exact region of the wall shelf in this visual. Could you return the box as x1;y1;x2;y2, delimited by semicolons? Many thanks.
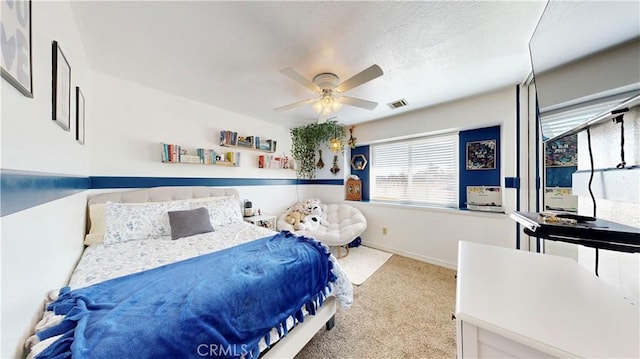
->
221;142;275;153
161;143;240;167
161;160;238;167
220;130;277;153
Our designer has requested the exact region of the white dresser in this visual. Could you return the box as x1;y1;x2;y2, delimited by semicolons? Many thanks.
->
455;241;639;358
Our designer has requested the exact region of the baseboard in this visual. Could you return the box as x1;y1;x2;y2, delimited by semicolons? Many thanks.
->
363;242;458;270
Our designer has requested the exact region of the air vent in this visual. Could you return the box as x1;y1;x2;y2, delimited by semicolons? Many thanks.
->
388;99;408;109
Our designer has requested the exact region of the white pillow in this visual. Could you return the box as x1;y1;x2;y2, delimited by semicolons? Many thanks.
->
84;203;106;245
85;202;161;245
189;196;243;229
103;200;190;244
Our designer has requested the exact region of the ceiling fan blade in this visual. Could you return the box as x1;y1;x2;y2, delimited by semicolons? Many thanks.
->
340;96;378;110
273;98;317;112
280;68;320;92
335;64;383;93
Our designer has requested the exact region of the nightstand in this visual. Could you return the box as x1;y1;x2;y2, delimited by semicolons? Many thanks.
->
243;214;276;230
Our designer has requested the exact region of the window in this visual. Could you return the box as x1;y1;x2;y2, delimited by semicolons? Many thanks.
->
371;133;458;208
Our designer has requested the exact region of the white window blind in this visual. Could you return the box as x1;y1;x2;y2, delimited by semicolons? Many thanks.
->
371;133;458;208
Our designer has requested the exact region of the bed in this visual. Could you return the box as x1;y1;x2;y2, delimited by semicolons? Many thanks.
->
25;186;353;358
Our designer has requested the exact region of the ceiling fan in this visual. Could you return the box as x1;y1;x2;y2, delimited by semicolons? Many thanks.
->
274;64;384;120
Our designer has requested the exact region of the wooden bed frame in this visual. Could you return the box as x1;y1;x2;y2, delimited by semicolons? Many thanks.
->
86;186;336;358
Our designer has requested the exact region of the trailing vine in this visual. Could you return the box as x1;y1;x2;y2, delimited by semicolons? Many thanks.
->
290;121;346;179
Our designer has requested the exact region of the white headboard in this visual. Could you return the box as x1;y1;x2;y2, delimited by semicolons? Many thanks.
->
84;187;241;236
87;186;240;205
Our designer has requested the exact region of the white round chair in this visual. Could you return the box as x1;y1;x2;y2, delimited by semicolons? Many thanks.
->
277;203;367;257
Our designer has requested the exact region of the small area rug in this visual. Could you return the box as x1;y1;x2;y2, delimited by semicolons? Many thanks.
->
337;246;392;285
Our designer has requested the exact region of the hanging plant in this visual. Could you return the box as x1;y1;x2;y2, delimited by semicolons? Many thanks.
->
290;120;346;179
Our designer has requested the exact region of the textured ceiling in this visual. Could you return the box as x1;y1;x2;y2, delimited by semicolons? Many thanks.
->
70;1;551;128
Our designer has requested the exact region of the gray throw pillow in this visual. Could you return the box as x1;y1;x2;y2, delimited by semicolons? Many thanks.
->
167;207;214;240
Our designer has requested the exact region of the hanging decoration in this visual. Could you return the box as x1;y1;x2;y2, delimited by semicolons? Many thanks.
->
329;121;343;153
330;155;340;175
348;126;357;149
316;149;325;169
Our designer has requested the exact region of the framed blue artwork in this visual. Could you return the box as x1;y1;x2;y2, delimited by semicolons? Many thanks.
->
466;140;496;170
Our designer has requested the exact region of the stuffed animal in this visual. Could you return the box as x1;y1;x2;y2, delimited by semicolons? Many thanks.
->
285;202;305;215
284;199;327;231
305;202;329;227
301;199;321;214
283;211;303;230
299;214;322;232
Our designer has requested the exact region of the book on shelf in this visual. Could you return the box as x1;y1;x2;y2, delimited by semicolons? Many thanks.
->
236;139;252;148
223;151;241;166
163;143;219;165
213;151;238;166
162;143;182;163
256;139;276;152
220;130;240;146
267;140;276;152
220;131;275;152
258;154;290;169
197;148;216;164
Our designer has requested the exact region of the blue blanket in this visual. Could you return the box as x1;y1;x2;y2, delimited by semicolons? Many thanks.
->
36;231;335;359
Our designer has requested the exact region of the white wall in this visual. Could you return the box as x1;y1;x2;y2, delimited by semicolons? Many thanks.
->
87;71;302;214
0;194;87;357
1;2;90;357
1;2;89;173
305;87;521;268
535;39;640;111
576;107;640;304
88;71;295;180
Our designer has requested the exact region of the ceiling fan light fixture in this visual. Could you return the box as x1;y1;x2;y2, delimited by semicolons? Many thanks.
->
276;65;382;117
312;93;342;116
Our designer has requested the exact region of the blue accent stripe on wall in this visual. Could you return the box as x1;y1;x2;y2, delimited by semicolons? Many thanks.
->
294;179;344;185
1;169;90;217
90;177;343;188
0;172;344;217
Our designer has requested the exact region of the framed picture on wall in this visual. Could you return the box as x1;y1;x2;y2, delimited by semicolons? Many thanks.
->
466;140;496;170
52;41;71;131
0;0;33;97
76;87;85;144
545;135;577;167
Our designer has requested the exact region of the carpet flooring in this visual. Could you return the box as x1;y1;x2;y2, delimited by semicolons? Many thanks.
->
295;254;457;358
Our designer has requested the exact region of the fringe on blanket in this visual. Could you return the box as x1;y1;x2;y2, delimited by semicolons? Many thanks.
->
254;232;338;358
